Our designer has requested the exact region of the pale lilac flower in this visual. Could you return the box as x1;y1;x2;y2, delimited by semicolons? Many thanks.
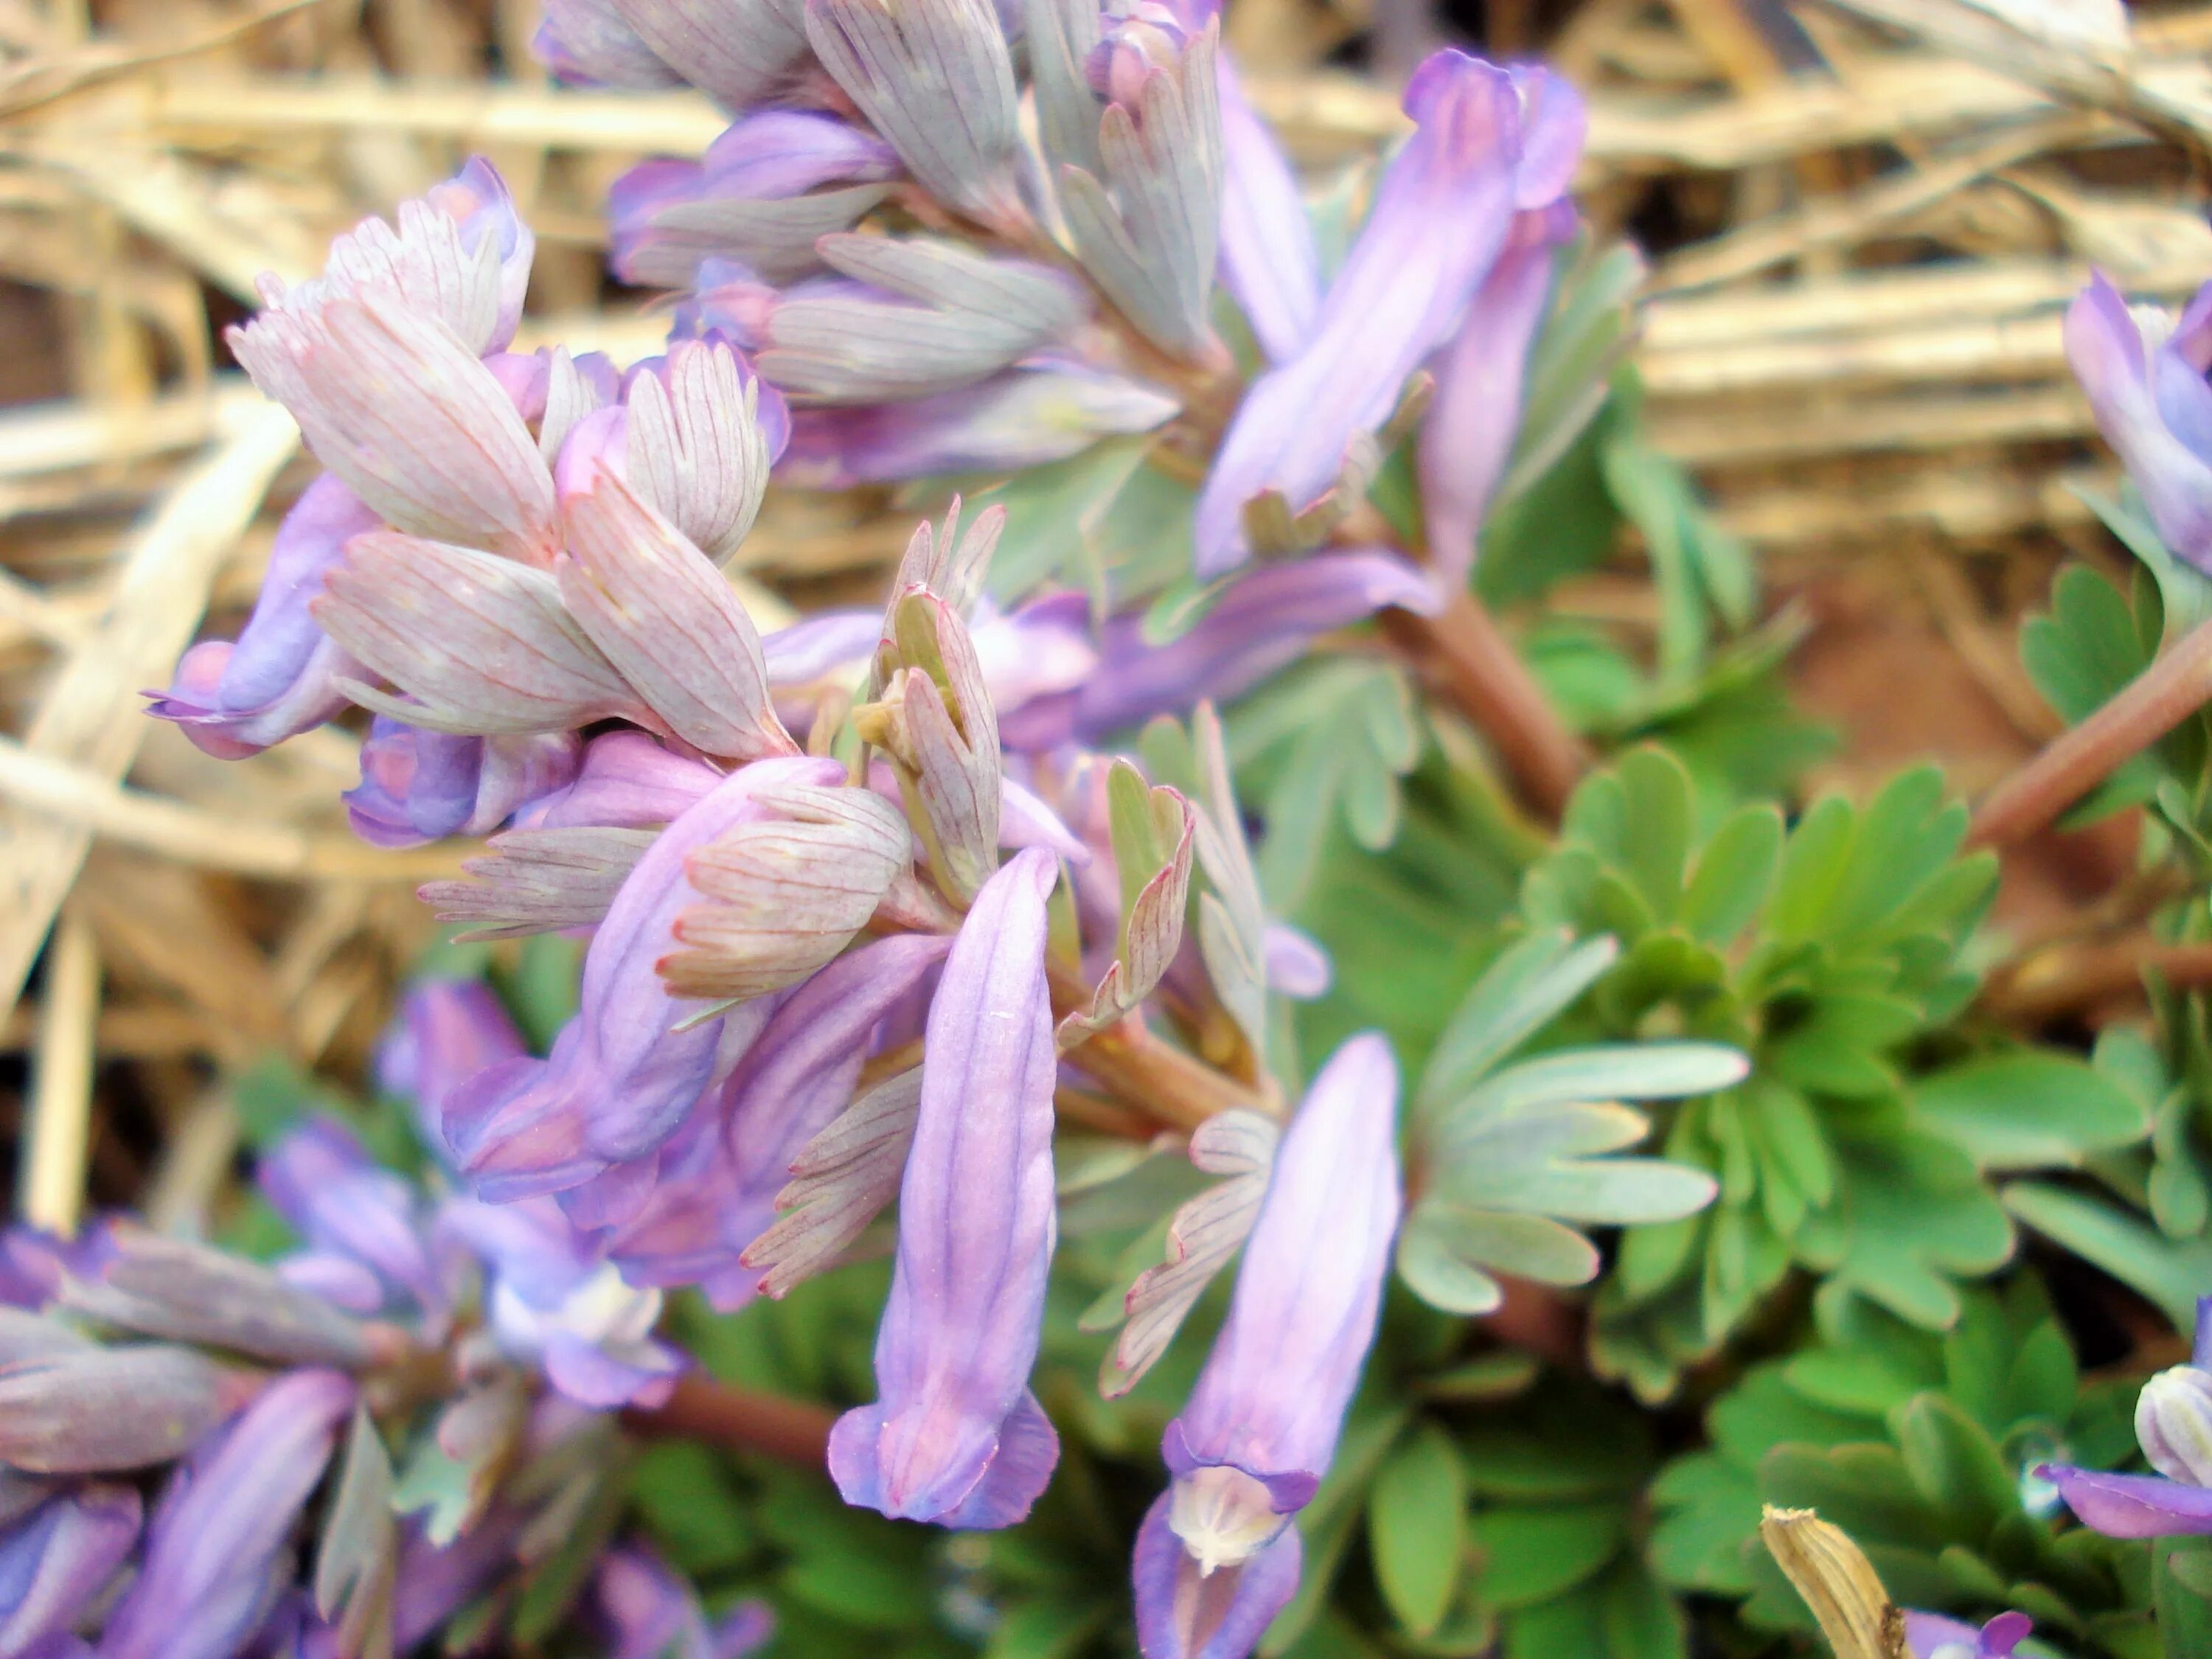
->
0;1485;140;1657
229;159;560;566
778;355;1178;485
259;1119;443;1318
829;849;1061;1528
345;720;582;849
2045;1297;2212;1534
596;1546;773;1659
1418;197;1579;586
437;1196;683;1408
592;0;815;113
552;333;788;565
443;755;843;1197
607;933;952;1306
1004;552;1437;745
100;1368;355;1659
1192;53;1585;575
536;0;683;86
518;730;721;830
1212;50;1319;364
2065;271;2212;573
375;978;529;1149
611;113;900;288
146;477;380;759
1905;1612;2033;1659
1134;1034;1401;1659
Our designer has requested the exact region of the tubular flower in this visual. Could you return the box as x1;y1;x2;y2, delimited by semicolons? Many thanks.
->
2043;1297;2212;1534
2065;271;2212;572
1134;1034;1402;1659
828;848;1062;1528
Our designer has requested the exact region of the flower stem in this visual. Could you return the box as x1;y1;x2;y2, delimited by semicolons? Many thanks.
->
625;1374;835;1468
1382;588;1587;821
1969;614;2212;849
1048;966;1273;1133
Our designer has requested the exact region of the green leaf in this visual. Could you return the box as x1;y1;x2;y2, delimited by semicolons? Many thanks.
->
1913;1052;2152;1170
1470;1501;1627;1608
1370;1423;1470;1635
2003;1182;2212;1328
1893;1391;2017;1542
1678;803;1783;945
1417;931;1619;1114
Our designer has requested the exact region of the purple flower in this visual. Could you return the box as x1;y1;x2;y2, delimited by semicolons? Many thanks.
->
0;1484;140;1656
553;333;789;566
1213;50;1319;364
518;730;721;830
595;1546;773;1659
1134;1034;1401;1659
1192;52;1584;576
229;160;560;567
828;849;1062;1528
442;754;844;1198
258;1119;443;1318
2045;1296;2212;1534
611;113;900;288
99;1368;355;1659
535;0;681;86
345;720;582;848
146;476;382;759
1002;552;1437;746
2065;271;2212;574
1417;198;1579;587
778;356;1179;486
607;932;952;1307
437;1196;683;1408
375;978;529;1151
1904;1612;2033;1659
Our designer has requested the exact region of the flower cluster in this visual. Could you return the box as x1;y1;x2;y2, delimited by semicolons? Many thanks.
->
114;45;1509;1635
0;984;768;1659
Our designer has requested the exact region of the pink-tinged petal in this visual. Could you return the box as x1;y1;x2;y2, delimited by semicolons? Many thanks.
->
230;288;558;563
2041;1462;2212;1536
541;1330;682;1408
1133;1489;1302;1659
445;756;843;1193
830;849;1062;1527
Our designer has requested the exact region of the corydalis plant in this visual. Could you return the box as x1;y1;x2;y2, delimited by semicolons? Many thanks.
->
141;152;1455;1659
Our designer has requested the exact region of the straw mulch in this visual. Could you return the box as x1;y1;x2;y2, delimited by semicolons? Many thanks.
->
0;0;2199;1227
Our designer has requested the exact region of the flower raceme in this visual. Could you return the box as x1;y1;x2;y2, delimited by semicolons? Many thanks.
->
117;48;1635;1649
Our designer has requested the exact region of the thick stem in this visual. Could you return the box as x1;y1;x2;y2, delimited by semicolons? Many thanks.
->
1969;614;2212;849
1048;964;1273;1133
1382;589;1587;821
625;1374;835;1468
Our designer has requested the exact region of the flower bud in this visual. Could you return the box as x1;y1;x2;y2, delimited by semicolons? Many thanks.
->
2139;1363;2212;1486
